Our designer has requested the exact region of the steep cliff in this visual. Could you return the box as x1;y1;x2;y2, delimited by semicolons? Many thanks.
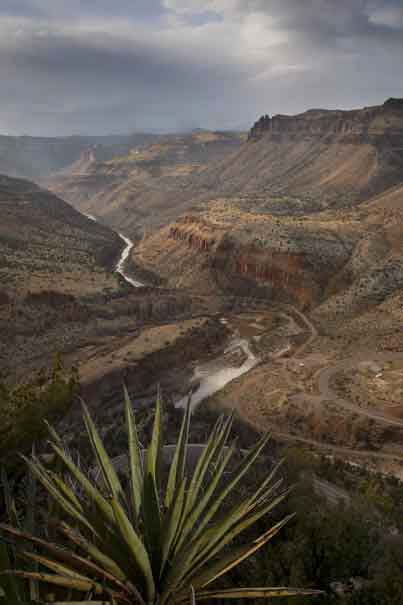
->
134;202;355;309
197;98;403;212
248;98;403;143
45;131;245;236
0;133;158;179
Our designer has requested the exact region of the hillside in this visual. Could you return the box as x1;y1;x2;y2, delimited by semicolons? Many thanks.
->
3;99;403;472
0;174;124;373
46;99;403;240
45;130;245;236
0;175;231;419
132;100;403;309
194;98;403;211
126;101;403;469
0;175;123;296
0;133;159;179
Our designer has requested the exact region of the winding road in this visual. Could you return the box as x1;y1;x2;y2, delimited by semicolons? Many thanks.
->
82;214;403;463
264;305;403;463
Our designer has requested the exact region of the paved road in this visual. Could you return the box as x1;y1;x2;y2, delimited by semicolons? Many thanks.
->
293;352;403;429
264;305;403;462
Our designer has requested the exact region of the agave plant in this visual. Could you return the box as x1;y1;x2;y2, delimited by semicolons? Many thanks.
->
0;388;321;604
0;457;40;604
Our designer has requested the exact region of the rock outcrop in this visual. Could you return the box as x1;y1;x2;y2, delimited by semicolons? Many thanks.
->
136;205;354;309
248;98;403;144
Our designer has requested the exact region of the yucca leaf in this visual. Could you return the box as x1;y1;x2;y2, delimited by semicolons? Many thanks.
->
184;513;295;592
163;444;235;590
47;471;83;512
142;391;163;575
174;517;293;599
44;420;63;446
48;602;115;604
184;414;233;516
24;448;37;539
57;522;143;598
48;602;114;605
184;475;285;567
195;587;324;600
175;414;234;552
40;450;137;577
17;452;38;605
22;457;95;534
109;497;155;603
165;396;191;509
142;471;162;577
165;435;273;591
1;469;19;529
146;388;163;495
81;402;125;506
187;493;293;581
21;551;93;582
189;432;271;545
173;438;236;558
1;570;103;594
0;523;129;592
0;542;23;604
160;477;187;577
56;522;124;581
124;385;143;521
246;459;285;510
49;444;116;528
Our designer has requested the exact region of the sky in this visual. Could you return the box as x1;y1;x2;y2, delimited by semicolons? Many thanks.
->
0;0;402;136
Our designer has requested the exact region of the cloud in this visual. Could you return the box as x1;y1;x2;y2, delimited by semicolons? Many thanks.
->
0;1;401;135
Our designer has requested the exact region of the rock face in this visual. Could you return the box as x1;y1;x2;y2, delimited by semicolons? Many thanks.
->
134;103;403;316
0;133;159;180
248;98;403;144
191;98;403;213
45;131;245;237
135;204;354;309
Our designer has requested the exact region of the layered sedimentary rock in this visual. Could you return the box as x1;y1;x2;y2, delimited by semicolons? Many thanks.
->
135;203;354;309
248;98;403;143
45;131;245;236
195;98;403;212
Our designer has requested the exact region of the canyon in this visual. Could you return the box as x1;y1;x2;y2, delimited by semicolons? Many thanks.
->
2;99;403;475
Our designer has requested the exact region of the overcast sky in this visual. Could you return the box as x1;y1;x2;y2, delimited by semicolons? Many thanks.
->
0;0;402;136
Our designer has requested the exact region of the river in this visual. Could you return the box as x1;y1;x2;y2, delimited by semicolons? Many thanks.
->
84;212;260;409
176;335;259;410
84;213;144;288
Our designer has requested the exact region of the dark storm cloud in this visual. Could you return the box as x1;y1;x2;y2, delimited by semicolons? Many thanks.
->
0;1;165;21
0;0;402;135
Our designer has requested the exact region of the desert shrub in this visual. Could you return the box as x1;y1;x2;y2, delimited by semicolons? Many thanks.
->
0;357;78;466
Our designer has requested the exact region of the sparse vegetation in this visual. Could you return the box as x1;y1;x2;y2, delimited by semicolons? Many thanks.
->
0;357;78;465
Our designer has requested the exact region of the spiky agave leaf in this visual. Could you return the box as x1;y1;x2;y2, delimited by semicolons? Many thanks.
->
0;542;22;605
165;396;191;509
123;385;143;521
81;401;126;506
0;524;129;592
1;387;322;605
194;587;324;601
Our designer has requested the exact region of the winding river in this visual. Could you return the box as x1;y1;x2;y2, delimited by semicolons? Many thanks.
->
85;213;144;288
176;336;259;410
84;211;259;409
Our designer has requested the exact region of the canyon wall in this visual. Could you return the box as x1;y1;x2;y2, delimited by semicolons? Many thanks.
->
248;98;403;143
163;213;352;308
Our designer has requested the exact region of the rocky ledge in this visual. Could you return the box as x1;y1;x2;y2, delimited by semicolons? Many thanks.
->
248;98;403;144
